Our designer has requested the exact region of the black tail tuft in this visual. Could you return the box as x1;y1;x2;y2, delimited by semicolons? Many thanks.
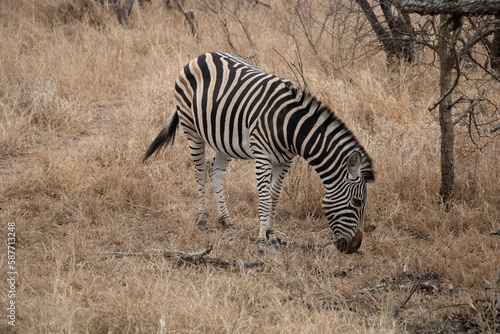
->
143;112;180;162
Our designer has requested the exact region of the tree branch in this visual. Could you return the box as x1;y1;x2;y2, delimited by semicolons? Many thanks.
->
391;0;500;16
458;20;500;60
452;91;484;126
105;246;266;269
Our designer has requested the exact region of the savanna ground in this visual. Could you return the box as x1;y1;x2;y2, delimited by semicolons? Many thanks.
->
0;0;499;332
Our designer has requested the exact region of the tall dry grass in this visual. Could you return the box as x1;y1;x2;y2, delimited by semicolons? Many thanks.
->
1;0;499;332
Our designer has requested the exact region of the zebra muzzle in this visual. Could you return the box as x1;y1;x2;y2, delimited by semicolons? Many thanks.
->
336;230;363;254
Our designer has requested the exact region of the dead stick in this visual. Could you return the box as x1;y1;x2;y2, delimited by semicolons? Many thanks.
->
105;247;265;269
157;230;173;242
395;277;423;316
105;251;142;257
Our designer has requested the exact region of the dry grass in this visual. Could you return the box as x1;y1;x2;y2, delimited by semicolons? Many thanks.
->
1;0;499;333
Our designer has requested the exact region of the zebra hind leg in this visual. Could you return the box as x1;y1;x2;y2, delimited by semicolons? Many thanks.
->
188;138;209;229
209;152;234;228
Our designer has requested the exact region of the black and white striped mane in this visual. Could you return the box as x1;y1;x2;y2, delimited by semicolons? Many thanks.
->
288;86;375;182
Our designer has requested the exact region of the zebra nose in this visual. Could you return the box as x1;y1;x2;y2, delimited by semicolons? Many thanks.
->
335;230;363;254
349;230;363;252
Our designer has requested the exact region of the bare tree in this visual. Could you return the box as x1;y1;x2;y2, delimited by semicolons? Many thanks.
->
284;0;382;75
355;0;416;65
166;0;198;36
100;0;135;25
388;1;500;205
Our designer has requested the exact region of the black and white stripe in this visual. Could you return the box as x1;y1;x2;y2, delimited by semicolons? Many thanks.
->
144;52;374;254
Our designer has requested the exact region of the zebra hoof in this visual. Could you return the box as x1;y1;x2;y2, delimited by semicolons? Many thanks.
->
270;238;282;251
219;218;235;229
197;220;208;230
257;248;266;257
257;238;266;256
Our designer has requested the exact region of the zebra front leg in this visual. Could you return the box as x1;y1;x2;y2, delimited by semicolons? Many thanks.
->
209;152;234;228
188;138;209;229
267;163;292;251
255;159;274;255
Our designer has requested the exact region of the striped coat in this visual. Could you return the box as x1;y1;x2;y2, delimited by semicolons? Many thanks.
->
144;52;374;254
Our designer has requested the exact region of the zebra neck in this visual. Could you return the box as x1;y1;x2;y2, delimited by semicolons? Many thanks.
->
305;136;357;189
294;110;359;188
280;87;372;186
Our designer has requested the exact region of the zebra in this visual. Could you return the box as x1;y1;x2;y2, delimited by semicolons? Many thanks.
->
143;52;374;255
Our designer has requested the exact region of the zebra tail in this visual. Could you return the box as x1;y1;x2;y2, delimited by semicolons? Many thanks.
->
143;111;180;162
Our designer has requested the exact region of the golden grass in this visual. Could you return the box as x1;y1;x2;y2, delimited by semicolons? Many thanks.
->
1;0;499;332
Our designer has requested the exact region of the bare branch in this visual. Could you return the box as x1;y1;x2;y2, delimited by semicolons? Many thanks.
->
453;91;484;126
391;0;500;16
272;48;302;88
105;246;266;269
466;50;500;84
458;20;500;59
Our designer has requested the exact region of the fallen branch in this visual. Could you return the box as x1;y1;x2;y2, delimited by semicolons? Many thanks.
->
490;228;500;238
491;123;500;133
105;246;265;269
278;239;334;251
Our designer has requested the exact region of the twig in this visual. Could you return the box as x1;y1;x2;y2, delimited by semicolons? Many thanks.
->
359;285;390;294
392;74;417;90
174;246;212;259
273;48;301;89
278;239;334;251
395;277;423;316
157;230;173;242
452;91;485;126
490;123;500;133
105;251;142;257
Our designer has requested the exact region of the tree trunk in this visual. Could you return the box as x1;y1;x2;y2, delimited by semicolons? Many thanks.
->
115;0;135;25
356;0;415;65
437;14;455;205
355;0;397;61
380;0;415;62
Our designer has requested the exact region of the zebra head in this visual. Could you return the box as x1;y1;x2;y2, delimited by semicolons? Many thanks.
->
322;150;373;254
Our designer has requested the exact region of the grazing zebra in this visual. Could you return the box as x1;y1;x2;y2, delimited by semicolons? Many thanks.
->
144;52;374;254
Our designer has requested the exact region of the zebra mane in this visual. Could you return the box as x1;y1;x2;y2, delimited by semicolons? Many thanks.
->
289;86;375;182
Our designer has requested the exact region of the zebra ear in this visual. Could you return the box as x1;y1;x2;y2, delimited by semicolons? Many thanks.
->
347;151;362;180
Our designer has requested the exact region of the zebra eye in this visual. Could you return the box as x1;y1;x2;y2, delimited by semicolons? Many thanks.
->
352;198;363;207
